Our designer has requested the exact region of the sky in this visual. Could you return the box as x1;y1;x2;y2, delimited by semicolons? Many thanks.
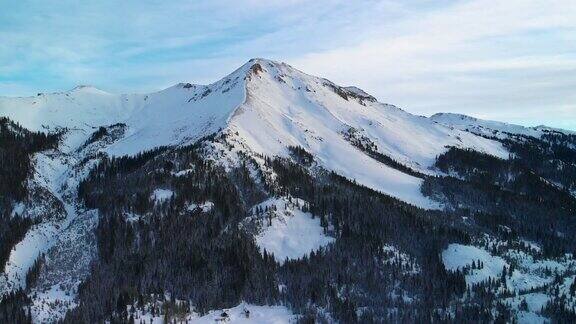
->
1;0;575;130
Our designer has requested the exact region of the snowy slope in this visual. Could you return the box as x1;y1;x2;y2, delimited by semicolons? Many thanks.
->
430;112;574;139
1;129;113;321
0;86;129;132
0;65;248;156
227;59;507;208
234;60;507;168
0;58;510;208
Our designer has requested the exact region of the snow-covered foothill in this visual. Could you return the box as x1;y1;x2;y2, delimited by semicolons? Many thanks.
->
248;197;334;264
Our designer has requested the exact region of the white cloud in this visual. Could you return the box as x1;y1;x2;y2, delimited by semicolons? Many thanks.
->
289;0;576;129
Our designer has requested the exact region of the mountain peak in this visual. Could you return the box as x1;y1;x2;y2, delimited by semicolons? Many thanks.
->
247;57;281;65
69;85;109;95
244;58;283;76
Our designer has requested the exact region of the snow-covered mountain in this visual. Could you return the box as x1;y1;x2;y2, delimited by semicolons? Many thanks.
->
1;58;575;323
0;58;509;208
431;112;575;139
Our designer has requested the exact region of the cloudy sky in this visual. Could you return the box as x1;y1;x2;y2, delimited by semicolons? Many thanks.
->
1;0;575;130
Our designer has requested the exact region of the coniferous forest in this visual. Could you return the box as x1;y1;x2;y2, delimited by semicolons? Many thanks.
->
0;117;575;323
67;130;576;322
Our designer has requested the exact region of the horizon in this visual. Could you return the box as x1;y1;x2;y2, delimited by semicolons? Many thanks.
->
1;1;575;130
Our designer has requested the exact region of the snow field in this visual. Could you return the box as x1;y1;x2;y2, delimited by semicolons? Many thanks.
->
249;197;335;264
129;300;297;323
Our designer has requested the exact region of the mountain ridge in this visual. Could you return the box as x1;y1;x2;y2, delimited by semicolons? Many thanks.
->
2;58;571;136
2;58;568;208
